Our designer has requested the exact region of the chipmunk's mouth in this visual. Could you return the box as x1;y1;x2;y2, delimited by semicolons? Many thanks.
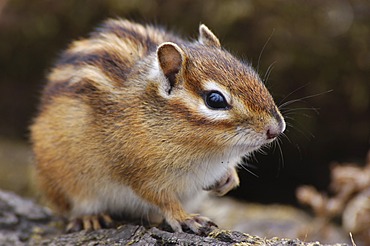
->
232;136;276;153
233;126;280;150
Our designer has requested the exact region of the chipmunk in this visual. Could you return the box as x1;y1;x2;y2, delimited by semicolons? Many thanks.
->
30;19;285;235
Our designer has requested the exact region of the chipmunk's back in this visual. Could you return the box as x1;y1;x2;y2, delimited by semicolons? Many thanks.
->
43;19;181;103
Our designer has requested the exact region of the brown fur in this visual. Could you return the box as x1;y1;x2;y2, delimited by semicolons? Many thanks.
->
30;19;285;233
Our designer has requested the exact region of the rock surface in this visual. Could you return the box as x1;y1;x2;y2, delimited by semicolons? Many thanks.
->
0;189;349;246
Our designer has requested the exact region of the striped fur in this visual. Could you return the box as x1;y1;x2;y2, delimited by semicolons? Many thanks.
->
31;19;285;233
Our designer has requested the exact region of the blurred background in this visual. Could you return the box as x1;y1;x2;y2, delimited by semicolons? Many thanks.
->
0;0;369;243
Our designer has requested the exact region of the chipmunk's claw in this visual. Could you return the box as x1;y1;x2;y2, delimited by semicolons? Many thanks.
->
182;214;218;235
66;213;114;233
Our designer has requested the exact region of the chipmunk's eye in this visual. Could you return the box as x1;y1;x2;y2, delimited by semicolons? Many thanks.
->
204;91;230;110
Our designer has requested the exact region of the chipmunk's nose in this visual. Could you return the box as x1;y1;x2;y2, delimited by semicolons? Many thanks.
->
266;127;281;139
266;111;286;140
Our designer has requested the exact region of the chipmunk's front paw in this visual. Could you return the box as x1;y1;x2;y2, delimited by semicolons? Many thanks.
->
66;213;114;233
204;167;239;196
166;214;217;235
183;214;218;235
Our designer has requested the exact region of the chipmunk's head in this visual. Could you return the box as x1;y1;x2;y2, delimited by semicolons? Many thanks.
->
152;24;285;154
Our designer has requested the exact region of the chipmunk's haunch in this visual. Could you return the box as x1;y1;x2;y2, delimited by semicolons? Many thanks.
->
31;19;285;234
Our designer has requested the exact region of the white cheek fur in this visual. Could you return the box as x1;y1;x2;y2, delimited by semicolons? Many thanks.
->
198;103;230;121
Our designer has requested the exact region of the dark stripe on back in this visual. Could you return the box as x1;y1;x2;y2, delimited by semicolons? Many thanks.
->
93;21;158;52
57;50;130;86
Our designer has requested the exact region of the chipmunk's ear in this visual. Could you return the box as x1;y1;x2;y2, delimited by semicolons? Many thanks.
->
199;24;221;48
157;42;185;94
